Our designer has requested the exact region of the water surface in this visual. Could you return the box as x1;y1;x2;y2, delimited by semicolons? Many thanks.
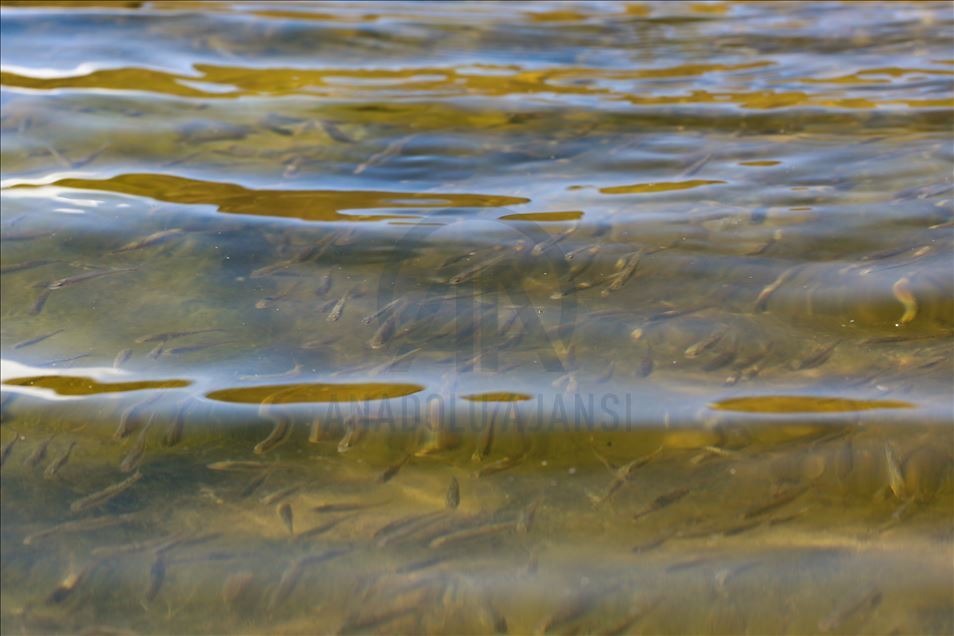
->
1;2;952;634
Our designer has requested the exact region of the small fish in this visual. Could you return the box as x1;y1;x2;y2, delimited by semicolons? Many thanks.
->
702;348;737;372
725;359;763;385
564;244;599;263
165;340;232;356
445;476;460;510
891;276;918;324
254;415;292;455
327;292;350;322
595;361;616;383
428;520;514;549
471;412;498;463
818;588;882;633
164;400;190;447
564;342;578;370
791;340;839;370
267;549;350;612
277;502;294;535
114;395;161;439
367;347;422;377
302;336;337;351
745;234;778;256
260;112;304;136
296;513;358;542
0;392;15;417
68;142;108;169
168;550;236;566
369;315;398;350
374;512;448;548
862;332;948;345
378;454;412;483
728;344;774;384
144;553;166;602
601;249;643;296
449;253;506;285
474;449;530;479
363;297;407;325
112;348;132;368
602;599;659;635
30;287;53;315
680;152;712;177
438;250;478;271
134;328;227;345
24;433;57;468
112;228;183;254
536;589;599;634
636;346;654;378
48;267;137;290
40;352;92;367
631;536;668;553
313;502;376;514
238;362;303;382
146;341;166;359
741;485;809;520
395;554;452;575
260;483;303;506
222;571;255;608
595;447;662;504
47;563;96;604
1;228;51;242
884;445;906;500
256;281;302;310
713;561;761;591
754;265;803;312
282;154;304;178
666;557;717;573
338;604;422;635
239;470;271;498
24;512;138;546
633;486;691;520
92;534;178;558
319;119;354;143
155;531;221;556
250;257;308;279
41;142;71;168
337;421;365;453
1;431;20;467
354;135;414;174
249;246;318;278
207;460;271;472
44;441;76;479
550;280;586;301
530;227;574;257
892;181;947;201
179;120;249;143
314;271;333;297
684;328;728;359
70;471;143;513
0;259;57;275
119;423;151;473
307;417;329;444
516;496;542;535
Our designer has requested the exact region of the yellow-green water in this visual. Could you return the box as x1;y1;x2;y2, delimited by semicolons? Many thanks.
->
1;1;952;634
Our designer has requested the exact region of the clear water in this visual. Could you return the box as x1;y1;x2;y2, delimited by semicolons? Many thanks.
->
1;2;952;634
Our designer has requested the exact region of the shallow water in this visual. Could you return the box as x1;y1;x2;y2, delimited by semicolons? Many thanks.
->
1;1;952;634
